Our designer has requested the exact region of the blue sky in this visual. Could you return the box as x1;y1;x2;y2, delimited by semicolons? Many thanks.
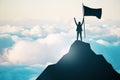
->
0;0;120;80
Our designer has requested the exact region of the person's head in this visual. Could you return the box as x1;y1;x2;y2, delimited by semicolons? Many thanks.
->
78;22;81;25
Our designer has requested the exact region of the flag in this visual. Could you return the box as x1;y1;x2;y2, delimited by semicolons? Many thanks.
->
83;5;102;19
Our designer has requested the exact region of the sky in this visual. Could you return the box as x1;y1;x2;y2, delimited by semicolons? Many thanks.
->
0;0;120;80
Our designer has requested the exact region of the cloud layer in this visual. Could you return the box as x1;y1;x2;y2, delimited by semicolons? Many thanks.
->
4;33;73;65
0;20;120;75
0;65;44;80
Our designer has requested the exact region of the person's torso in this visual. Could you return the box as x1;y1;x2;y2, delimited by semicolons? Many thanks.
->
76;24;82;31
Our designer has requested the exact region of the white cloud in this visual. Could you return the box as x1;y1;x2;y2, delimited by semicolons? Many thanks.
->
0;20;120;66
0;22;75;66
0;64;44;80
113;41;120;46
1;20;119;41
0;25;43;37
96;39;110;46
109;27;120;37
3;33;73;65
0;25;24;34
0;62;11;65
11;36;21;42
0;34;10;38
22;25;42;37
86;21;120;39
0;22;74;38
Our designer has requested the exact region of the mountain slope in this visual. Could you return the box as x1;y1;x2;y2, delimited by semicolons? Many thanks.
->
36;40;120;80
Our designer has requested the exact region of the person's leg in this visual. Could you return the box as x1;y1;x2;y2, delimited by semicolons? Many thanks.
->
80;31;82;41
77;32;79;40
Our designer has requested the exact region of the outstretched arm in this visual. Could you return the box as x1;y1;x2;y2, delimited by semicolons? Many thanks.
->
81;17;84;25
74;17;77;26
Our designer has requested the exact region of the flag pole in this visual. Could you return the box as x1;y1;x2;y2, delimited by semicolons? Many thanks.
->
82;3;86;39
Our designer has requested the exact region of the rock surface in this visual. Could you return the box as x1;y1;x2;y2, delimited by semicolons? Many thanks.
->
36;40;120;80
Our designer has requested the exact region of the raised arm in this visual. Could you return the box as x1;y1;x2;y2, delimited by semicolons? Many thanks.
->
81;17;84;25
74;17;77;26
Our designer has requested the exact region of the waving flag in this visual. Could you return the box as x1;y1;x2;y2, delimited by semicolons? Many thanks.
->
83;5;102;19
82;4;102;38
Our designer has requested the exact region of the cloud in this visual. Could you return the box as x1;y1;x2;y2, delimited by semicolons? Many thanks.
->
21;25;42;37
0;20;120;75
0;25;43;38
96;39;110;46
0;22;74;38
0;22;75;66
86;21;120;39
109;27;120;37
0;25;24;34
0;62;11;65
85;21;120;47
0;20;120;66
3;33;73;65
0;35;14;54
0;65;44;80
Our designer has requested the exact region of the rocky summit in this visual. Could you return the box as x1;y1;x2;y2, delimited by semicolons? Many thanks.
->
36;40;120;80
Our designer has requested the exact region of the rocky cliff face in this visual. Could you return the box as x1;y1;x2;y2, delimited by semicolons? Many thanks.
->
36;40;120;80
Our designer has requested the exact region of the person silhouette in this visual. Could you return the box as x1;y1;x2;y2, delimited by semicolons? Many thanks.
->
74;17;84;41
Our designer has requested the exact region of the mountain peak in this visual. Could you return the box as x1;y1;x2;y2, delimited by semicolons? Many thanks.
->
36;40;120;80
70;40;90;51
